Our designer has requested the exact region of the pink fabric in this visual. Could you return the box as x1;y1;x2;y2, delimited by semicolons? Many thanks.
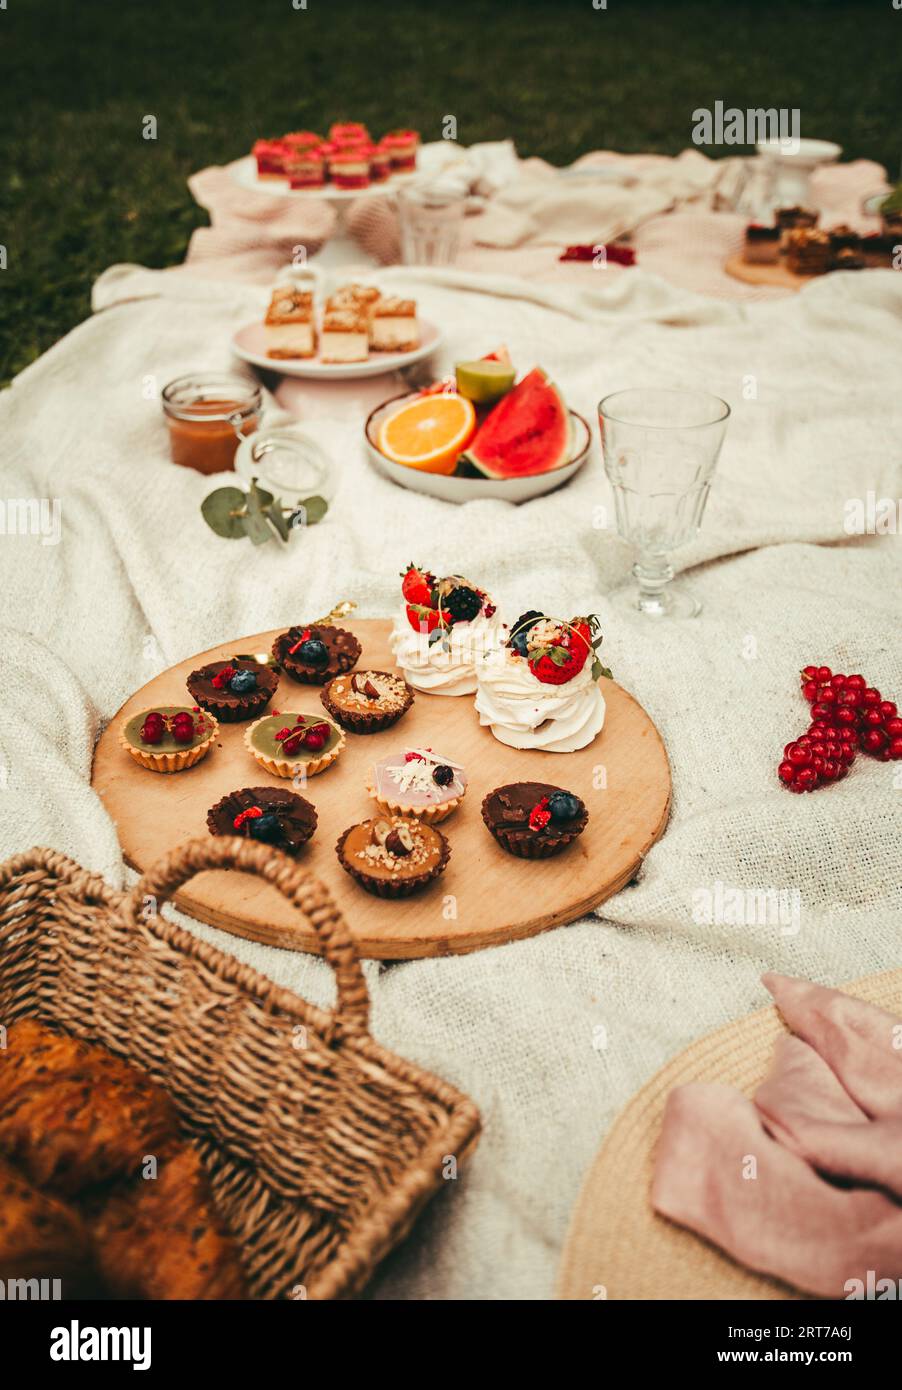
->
184;153;887;301
651;974;902;1298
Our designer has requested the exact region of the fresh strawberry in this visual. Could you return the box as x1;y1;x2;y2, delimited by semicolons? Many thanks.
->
528;615;609;685
400;564;433;607
529;649;586;684
406;602;446;634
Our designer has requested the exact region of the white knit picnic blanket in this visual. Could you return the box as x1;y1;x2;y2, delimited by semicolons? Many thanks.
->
2;262;901;1299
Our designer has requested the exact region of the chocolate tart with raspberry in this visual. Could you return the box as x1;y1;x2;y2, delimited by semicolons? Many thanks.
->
336;816;450;898
272;624;362;685
207;786;316;855
482;782;588;859
120;706;219;774
186;658;278;723
321;670;413;734
244;712;344;778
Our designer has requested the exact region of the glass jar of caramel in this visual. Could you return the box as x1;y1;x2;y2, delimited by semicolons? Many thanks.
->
162;373;262;475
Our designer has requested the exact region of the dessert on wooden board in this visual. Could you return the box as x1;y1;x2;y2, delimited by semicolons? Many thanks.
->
366;747;467;823
272;622;362;684
321;669;414;733
336;815;450;898
482;783;588;858
245;712;345;778
741;205;893;275
475;612;609;753
187;657;278;722
207;785;317;853
390;565;505;696
120;706;218;773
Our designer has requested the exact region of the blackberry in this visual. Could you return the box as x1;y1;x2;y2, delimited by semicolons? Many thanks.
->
444;585;483;622
509;610;544;655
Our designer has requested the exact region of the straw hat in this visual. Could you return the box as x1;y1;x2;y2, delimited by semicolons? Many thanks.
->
556;967;902;1301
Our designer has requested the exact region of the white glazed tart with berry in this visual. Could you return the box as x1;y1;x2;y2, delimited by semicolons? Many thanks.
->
474;611;608;753
389;564;507;697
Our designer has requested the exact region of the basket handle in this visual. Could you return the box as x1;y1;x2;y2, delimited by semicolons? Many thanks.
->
121;837;370;1035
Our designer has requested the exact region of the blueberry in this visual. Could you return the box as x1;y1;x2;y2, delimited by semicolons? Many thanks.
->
248;812;283;844
547;791;582;823
229;669;258;694
432;764;455;787
298;638;328;667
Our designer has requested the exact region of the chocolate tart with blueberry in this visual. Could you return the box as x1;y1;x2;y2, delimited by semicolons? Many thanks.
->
482;782;588;858
336;816;450;898
321;669;413;734
207;786;316;855
272;624;361;685
120;706;219;774
366;747;466;823
186;657;278;723
244;712;344;778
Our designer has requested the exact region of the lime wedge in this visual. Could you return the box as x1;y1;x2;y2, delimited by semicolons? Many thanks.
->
455;359;516;405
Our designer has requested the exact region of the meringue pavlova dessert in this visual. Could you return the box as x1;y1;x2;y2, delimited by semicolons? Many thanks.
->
390;564;506;696
475;611;609;753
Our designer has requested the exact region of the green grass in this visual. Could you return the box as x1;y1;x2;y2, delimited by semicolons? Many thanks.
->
1;0;899;384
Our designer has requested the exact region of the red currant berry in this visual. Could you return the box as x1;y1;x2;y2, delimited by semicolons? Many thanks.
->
860;729;887;753
880;701;897;720
845;674;865;691
889;737;902;759
796;767;818;790
862;688;882;707
801;665;819;681
862;707;884;728
810;756;825;774
778;761;795;783
829;674;846;689
835;707;856;725
816;667;832;683
787;744;811;766
801;680;818;702
821;759;839;780
811;702;832;720
302;730;326;752
809;741;826;758
884;717;902;738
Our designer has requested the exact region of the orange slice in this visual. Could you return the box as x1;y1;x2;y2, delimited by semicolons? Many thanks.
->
378;393;476;475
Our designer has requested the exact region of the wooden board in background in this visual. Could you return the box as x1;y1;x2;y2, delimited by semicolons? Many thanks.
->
724;253;815;290
92;621;671;959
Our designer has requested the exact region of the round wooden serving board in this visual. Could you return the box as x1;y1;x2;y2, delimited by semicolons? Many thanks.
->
724;252;815;290
92;621;671;959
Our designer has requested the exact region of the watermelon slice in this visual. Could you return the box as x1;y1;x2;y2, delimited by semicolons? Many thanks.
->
463;367;570;480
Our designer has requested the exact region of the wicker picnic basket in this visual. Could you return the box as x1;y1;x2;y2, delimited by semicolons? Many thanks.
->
0;838;481;1300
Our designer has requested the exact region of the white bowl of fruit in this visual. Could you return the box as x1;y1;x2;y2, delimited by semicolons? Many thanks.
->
363;348;591;504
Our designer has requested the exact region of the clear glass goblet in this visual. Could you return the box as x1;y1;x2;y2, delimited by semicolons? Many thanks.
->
598;387;730;618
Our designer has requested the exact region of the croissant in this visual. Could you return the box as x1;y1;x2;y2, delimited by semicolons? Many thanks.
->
94;1144;247;1299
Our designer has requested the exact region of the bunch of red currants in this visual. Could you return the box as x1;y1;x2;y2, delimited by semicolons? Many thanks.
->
778;666;901;793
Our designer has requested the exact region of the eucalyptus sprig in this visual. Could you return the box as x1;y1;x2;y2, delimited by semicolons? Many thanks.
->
201;477;328;546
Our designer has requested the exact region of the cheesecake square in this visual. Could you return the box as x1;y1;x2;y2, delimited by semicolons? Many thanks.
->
370;297;419;353
328;148;371;189
320;308;369;363
253;139;288;179
264;289;317;359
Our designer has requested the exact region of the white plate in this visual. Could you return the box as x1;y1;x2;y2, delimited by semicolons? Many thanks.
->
230;154;417;201
364;391;591;504
231;319;444;381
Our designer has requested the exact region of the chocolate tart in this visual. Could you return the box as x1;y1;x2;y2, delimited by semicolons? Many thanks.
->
272;624;362;685
321;670;413;734
365;748;466;823
186;657;278;722
336;816;450;898
244;712;345;779
207;786;316;855
120;706;219;774
482;782;588;859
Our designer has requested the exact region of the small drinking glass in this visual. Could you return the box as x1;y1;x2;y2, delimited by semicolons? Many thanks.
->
598;387;730;618
397;182;466;266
